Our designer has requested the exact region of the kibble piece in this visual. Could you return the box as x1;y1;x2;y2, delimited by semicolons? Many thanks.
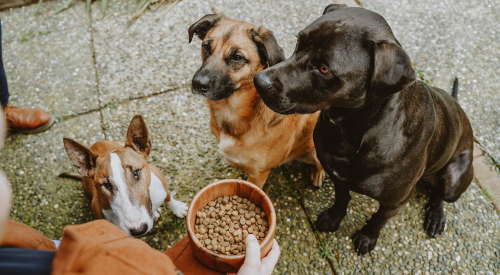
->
194;195;269;256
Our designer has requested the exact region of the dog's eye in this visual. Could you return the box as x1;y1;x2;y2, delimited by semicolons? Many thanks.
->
132;169;141;181
231;51;246;62
101;179;113;192
231;53;245;61
318;65;332;75
202;43;212;55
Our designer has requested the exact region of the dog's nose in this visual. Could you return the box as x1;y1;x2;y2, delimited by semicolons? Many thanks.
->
192;73;210;93
129;223;148;236
254;72;274;92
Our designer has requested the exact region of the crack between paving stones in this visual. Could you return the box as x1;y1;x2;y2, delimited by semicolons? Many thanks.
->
87;3;108;140
296;194;337;274
57;84;189;123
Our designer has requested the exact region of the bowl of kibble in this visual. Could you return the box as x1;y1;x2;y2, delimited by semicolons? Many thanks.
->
186;179;276;273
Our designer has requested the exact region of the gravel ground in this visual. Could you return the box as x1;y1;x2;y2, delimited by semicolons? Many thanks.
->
0;0;498;274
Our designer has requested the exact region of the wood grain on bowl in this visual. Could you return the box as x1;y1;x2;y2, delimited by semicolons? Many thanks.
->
186;179;276;273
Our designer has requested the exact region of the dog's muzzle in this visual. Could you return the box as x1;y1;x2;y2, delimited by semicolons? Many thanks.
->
192;73;210;95
254;72;294;114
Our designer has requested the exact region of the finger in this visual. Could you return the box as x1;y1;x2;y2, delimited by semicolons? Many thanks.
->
243;234;261;267
261;239;281;274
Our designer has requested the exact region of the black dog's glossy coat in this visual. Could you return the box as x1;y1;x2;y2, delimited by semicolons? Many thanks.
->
254;5;474;254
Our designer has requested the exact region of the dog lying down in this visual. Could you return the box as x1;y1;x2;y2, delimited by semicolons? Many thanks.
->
62;115;188;236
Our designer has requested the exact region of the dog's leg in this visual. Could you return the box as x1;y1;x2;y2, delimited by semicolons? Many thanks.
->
167;192;188;218
311;165;325;188
315;181;350;232
424;149;473;237
248;170;271;188
310;152;325;188
424;190;445;238
352;204;400;255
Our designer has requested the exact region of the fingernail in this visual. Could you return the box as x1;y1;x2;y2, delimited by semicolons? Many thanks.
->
247;234;256;241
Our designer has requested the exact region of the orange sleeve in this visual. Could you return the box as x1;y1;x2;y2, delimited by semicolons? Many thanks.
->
165;237;222;275
0;220;56;251
51;220;177;275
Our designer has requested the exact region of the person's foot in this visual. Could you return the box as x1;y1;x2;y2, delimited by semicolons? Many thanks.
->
4;105;54;134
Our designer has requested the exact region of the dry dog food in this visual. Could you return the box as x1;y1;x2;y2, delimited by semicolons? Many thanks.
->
194;195;268;255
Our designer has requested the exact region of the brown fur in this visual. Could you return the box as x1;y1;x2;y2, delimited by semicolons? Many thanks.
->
63;117;171;218
198;17;324;187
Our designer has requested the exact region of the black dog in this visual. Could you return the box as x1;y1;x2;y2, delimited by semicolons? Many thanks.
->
254;4;474;255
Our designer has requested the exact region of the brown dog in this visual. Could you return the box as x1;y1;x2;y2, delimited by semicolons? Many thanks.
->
62;115;188;236
188;14;324;188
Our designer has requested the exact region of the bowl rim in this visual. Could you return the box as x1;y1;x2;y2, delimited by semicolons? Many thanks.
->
186;179;276;260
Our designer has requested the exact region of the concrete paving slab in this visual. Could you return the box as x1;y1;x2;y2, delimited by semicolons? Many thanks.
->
0;0;497;274
100;88;332;273
0;113;103;238
2;26;100;118
90;0;359;106
0;0;89;43
364;0;500;162
299;172;498;274
90;0;204;104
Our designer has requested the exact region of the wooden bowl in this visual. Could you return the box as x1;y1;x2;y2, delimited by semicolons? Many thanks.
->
186;179;276;273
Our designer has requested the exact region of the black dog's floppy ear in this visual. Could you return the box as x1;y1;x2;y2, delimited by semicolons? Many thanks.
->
126;115;151;157
63;138;96;176
370;40;416;96
250;27;285;67
188;14;222;43
323;4;347;15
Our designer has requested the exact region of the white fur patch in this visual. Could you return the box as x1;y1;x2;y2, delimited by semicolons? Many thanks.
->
218;134;236;151
149;172;167;219
103;153;153;235
168;192;188;218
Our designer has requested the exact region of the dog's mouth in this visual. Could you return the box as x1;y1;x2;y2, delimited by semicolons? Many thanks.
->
191;80;236;101
277;104;298;114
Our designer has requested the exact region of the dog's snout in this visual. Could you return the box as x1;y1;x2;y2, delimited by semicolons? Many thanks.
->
129;223;148;236
254;72;274;92
192;73;210;93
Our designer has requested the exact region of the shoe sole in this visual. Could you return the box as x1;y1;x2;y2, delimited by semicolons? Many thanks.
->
9;116;55;135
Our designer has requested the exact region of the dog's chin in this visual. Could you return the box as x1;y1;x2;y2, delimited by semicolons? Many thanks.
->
272;103;321;115
193;88;235;101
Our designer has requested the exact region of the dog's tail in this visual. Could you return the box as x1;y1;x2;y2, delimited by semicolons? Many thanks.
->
451;77;459;100
58;172;82;181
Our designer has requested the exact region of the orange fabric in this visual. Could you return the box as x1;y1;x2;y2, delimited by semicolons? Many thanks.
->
51;220;177;275
165;237;222;275
0;220;56;251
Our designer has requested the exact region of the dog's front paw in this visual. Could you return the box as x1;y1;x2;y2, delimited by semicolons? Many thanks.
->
424;205;446;238
311;168;325;188
315;210;342;232
352;230;378;255
169;200;188;218
153;208;162;220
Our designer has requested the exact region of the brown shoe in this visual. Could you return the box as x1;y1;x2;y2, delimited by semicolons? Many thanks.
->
4;105;54;134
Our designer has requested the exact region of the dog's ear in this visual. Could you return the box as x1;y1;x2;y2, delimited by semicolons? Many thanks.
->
250;27;285;67
63;138;96;176
322;4;347;15
188;14;222;43
126;115;151;157
369;40;416;96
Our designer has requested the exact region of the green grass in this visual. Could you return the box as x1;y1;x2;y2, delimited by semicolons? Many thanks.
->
416;68;432;84
319;240;333;259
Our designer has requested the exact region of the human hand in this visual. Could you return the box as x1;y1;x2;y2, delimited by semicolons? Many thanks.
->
0;172;11;242
235;234;280;275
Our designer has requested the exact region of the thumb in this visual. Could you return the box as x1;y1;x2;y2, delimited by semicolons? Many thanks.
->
243;234;261;267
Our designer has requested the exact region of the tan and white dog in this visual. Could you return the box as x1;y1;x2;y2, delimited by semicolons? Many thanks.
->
62;115;187;236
